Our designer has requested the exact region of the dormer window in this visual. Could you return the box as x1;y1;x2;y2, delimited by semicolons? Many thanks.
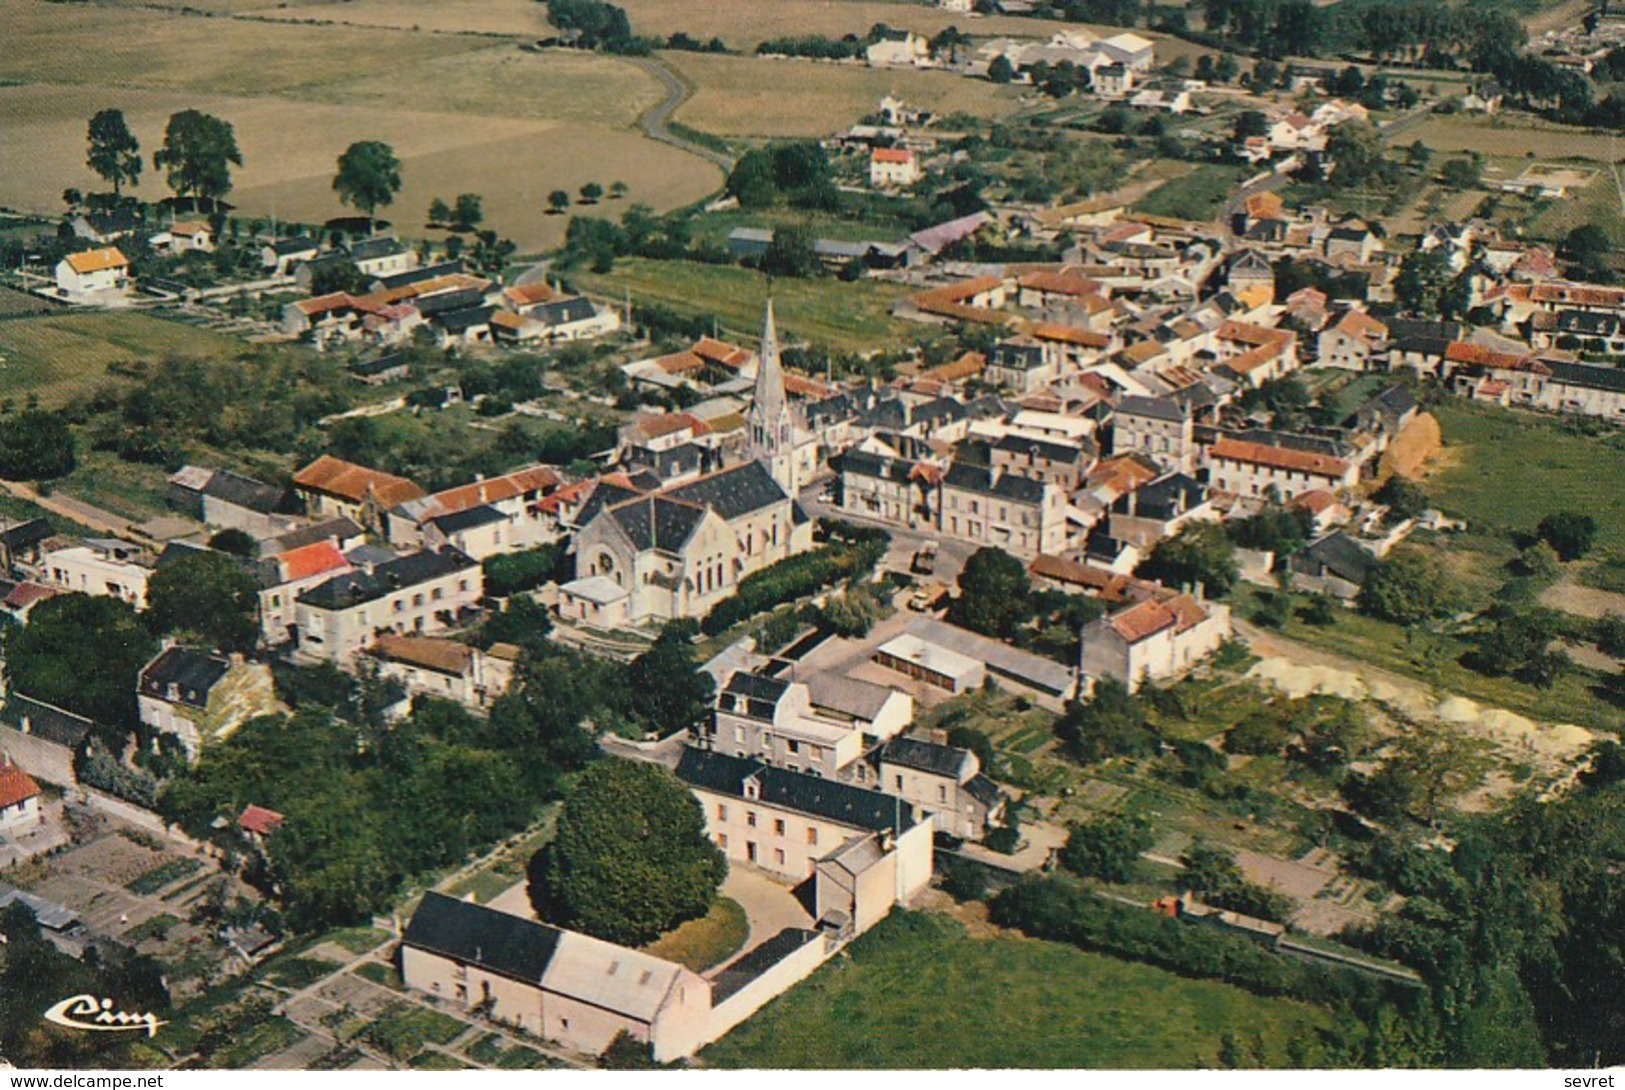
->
744;778;760;801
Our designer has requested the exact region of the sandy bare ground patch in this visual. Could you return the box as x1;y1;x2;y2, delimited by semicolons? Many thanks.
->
1541;579;1625;620
666;52;1024;138
1378;411;1441;481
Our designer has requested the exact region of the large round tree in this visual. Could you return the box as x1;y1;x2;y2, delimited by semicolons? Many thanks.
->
541;759;726;945
332;140;403;232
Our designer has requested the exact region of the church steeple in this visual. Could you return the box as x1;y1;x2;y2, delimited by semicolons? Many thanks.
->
749;298;797;494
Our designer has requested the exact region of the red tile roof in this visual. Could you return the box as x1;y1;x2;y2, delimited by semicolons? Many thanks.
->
1209;438;1350;477
423;466;563;517
293;455;426;507
872;147;915;164
238;805;285;837
1443;341;1531;370
277;540;350;582
0;758;40;810
1019;269;1102;299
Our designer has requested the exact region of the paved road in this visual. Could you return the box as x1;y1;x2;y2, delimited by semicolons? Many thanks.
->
626;56;735;173
795;479;975;587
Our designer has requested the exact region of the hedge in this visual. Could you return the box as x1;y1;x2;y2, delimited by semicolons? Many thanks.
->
987;877;1388;1007
482;543;566;597
701;523;888;635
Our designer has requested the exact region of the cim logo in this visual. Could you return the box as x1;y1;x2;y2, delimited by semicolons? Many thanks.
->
42;995;167;1038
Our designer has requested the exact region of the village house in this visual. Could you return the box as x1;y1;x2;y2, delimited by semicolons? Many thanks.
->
386;465;565;558
347;237;418;280
1107;471;1214;549
54;247;131;298
136;646;278;759
401;892;713;1062
258;539;354;648
1111;395;1197;474
70;209;137;244
1094;63;1133;97
1080;593;1232;692
1285;530;1381;600
865;30;931;67
150;220;215;255
695;671;879;778
676;748;934;934
0;756;42;836
939;463;1067;560
292;455;427;533
367;635;519;710
262;237;321;276
870;734;1004;841
869;147;923;189
1205;436;1358;501
292;548;483;662
1317;309;1389;369
989;433;1097;492
41;538;152;608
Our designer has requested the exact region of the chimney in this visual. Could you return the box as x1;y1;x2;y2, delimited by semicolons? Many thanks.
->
929;728;948;746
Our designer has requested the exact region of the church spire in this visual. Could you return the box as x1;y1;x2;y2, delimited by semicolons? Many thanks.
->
753;297;787;428
749;297;797;494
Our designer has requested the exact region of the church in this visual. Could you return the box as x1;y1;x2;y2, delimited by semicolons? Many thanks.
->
558;302;818;628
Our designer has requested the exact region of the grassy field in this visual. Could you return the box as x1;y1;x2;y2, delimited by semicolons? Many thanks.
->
1235;585;1624;732
665;52;1024;138
0;0;719;250
702;910;1328;1068
1130;163;1245;222
641;896;749;972
1427;401;1625;554
0;311;244;409
575;257;916;352
1394;113;1621;165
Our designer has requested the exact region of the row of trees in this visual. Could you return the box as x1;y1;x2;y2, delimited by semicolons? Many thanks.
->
83;107;242;206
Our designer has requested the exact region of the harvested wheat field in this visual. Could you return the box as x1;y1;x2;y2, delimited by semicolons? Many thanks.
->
233;0;549;36
0;0;720;249
619;0;1133;49
666;52;1024;138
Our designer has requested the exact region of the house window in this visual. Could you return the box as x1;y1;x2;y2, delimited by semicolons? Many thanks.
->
393;599;404;613
895;774;904;790
806;827;818;846
432;587;443;600
717;803;728;821
458;579;469;593
774;818;785;836
718;833;728;849
774;848;786;866
746;811;757;828
939;785;949;803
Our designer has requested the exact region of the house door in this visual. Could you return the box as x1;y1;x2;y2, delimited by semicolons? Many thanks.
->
746;841;758;863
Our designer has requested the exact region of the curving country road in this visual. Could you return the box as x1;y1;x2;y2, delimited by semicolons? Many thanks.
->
627;56;736;173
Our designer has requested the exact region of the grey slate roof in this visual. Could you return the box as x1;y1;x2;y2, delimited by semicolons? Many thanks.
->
992;433;1093;465
140;646;230;709
202;469;283;514
942;462;1048;503
434;305;496;334
429;504;507;534
376;260;465;290
1114;394;1186;423
533;297;598;326
663;461;788;521
1547;360;1625;393
608;495;708;554
879;736;972;780
675;748;916;834
298;547;476;610
348;237;407;261
404;891;561;985
964;772;1003;809
350;352;410;378
0;693;95;748
1299;531;1380;584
